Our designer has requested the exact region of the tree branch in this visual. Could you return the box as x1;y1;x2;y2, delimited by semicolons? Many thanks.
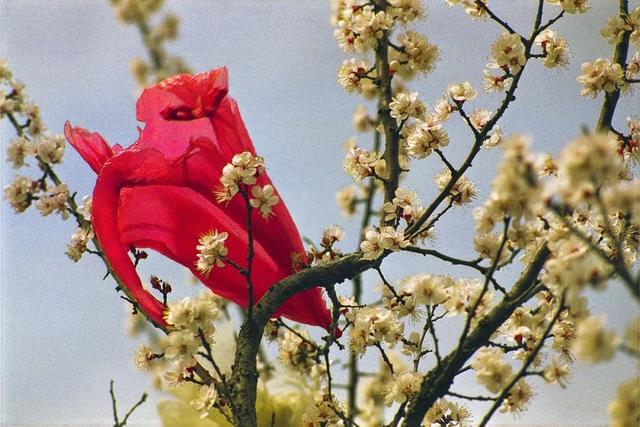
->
401;245;550;427
596;0;630;131
229;253;375;426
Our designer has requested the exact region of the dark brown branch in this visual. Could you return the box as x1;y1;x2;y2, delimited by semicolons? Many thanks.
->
475;0;518;34
404;246;487;274
596;0;630;131
374;0;402;221
229;253;375;427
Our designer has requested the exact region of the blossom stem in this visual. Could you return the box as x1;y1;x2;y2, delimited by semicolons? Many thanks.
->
135;20;165;72
240;187;256;320
405;4;564;240
109;380;148;427
550;204;638;299
426;306;442;368
373;0;402;224
446;391;497;402
474;0;517;35
434;149;456;174
405;247;486;272
375;341;395;374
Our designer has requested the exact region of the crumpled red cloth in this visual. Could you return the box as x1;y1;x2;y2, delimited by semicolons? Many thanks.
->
65;67;331;330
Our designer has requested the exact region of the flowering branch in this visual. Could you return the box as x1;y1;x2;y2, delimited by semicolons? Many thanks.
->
402;245;551;426
4;1;639;426
597;0;631;131
477;292;566;426
230;252;374;426
373;0;402;220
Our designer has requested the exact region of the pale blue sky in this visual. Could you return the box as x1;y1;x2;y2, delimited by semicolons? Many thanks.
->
1;1;638;425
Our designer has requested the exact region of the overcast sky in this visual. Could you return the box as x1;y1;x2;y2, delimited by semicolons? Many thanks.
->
1;0;638;425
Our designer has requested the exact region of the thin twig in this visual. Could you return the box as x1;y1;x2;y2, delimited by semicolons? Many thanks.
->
478;293;566;426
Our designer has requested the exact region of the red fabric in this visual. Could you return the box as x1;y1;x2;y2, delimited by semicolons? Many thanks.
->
66;67;331;330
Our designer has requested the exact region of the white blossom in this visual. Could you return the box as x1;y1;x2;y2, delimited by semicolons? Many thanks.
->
491;33;526;74
163;329;200;368
360;226;409;260
404;273;448;305
471;347;513;393
385;370;423;405
389;91;425;122
573;315;618;363
344;146;380;181
434;168;477;205
36;183;69;219
406;116;449;159
577;58;626;98
134;344;156;372
302;392;343;426
196;230;229;275
249;184;279;218
216;151;264;203
337;58;369;93
66;227;94;262
4;175;35;213
336;185;360;216
398;31;439;74
6;137;33;168
447;81;477;103
190;384;219;419
35;134;65;164
546;0;589;14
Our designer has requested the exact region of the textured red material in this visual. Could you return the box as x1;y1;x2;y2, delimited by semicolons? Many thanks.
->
65;68;331;330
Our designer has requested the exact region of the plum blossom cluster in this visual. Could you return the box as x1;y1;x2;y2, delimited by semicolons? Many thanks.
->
444;0;489;19
434;168;478;206
348;305;404;354
600;6;640;46
109;0;190;87
382;188;424;226
333;0;443;226
196;230;229;276
132;293;224;418
578;8;640;98
424;398;472;426
307;225;346;266
474;136;540;234
302;392;344;427
577;58;627;98
534;30;570;69
360;225;409;260
491;33;526;74
2;61;72;216
343;145;382;181
66;227;94;262
277;326;323;377
471;347;514;394
1;60;101;265
545;0;590;15
216;151;280;219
